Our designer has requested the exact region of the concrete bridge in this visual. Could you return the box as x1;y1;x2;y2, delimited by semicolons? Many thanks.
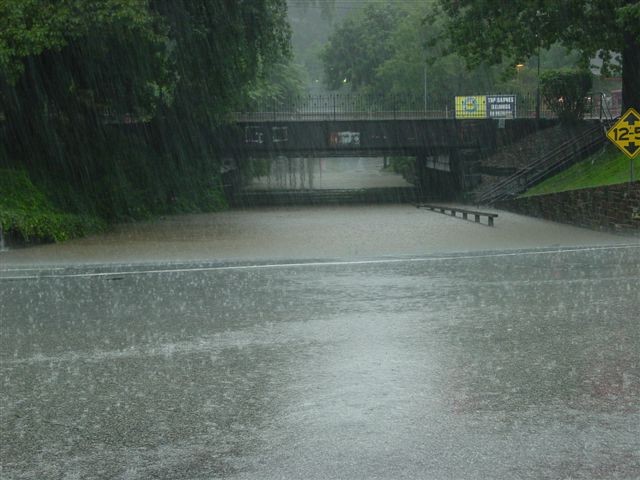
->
215;117;556;200
216;118;555;158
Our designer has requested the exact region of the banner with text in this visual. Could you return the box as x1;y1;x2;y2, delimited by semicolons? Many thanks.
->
487;95;516;119
455;95;516;119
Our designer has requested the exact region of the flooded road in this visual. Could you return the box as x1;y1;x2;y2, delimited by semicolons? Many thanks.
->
1;245;639;479
247;157;413;190
1;206;639;479
0;204;633;266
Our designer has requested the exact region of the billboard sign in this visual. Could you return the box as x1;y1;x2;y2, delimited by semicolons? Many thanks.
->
455;94;517;119
487;95;517;119
455;96;487;119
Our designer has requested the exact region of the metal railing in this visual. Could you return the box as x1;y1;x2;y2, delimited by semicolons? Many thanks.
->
233;92;613;122
474;122;606;205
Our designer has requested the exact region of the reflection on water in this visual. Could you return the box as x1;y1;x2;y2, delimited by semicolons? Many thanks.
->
247;157;413;190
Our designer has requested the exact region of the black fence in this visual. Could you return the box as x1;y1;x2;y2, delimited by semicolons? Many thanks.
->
234;93;613;122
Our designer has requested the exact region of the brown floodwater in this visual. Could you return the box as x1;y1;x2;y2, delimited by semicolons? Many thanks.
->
0;204;633;266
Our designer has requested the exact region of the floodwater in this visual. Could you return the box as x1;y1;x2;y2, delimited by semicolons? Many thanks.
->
1;205;639;479
247;157;413;190
0;204;633;266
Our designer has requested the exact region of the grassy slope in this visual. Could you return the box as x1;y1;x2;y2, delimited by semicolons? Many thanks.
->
522;145;640;197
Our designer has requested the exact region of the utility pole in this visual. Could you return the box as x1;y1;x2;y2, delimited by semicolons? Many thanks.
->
536;45;541;121
424;64;427;117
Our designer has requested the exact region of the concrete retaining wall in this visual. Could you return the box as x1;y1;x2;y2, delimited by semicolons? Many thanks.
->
497;182;640;234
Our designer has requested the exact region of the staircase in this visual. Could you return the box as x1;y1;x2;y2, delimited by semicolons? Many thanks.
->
472;122;608;205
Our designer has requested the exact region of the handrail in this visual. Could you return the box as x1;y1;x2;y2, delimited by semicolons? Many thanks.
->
475;122;604;204
487;132;605;204
477;125;602;204
482;133;604;204
591;91;615;124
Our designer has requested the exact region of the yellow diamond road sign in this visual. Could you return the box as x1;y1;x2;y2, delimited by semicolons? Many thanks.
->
606;107;640;159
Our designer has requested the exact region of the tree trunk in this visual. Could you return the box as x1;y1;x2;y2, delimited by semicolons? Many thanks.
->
622;30;640;111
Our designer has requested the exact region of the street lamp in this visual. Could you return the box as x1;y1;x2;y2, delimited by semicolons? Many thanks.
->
516;63;524;108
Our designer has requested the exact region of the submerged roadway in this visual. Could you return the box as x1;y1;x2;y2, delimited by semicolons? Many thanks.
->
1;205;639;479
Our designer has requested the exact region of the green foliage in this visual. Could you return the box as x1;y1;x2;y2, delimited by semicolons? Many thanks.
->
387;156;416;185
438;0;638;109
438;0;619;68
152;0;291;123
319;1;518;98
540;69;593;122
0;0;163;84
245;61;308;105
0;0;289;236
321;2;405;92
0;169;105;242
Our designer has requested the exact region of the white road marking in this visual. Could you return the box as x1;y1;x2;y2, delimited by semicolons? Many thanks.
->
1;244;638;281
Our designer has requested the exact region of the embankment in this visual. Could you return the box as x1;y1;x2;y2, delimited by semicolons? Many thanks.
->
497;182;640;234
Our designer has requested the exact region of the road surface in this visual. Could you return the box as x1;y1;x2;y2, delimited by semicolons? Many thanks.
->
1;206;639;479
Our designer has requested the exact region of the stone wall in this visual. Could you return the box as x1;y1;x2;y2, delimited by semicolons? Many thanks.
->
497;182;640;234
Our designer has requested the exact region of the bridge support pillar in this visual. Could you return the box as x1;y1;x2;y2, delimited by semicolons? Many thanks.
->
416;150;461;202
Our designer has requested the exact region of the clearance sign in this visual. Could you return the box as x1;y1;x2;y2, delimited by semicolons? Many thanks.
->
455;95;516;119
606;108;640;159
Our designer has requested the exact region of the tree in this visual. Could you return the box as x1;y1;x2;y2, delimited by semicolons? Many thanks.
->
540;69;593;122
319;1;512;103
376;1;505;99
320;3;405;93
0;0;292;219
437;0;640;111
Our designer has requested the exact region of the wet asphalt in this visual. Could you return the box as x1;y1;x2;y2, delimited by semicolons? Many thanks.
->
1;243;639;479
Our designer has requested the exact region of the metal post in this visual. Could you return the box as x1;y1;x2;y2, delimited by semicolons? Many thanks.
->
424;64;427;118
536;46;541;121
333;94;336;121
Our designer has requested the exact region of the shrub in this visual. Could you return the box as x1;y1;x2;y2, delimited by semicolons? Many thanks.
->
540;69;593;122
0;169;105;243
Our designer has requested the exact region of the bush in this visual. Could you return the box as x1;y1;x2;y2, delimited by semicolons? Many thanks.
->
388;156;416;184
540;69;593;122
0;169;105;243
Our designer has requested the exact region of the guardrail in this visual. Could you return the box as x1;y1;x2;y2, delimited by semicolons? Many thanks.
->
417;203;498;226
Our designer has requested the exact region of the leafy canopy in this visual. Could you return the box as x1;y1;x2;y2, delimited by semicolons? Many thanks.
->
437;0;640;109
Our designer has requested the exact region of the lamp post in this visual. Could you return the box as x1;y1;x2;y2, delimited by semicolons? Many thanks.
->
534;10;547;122
516;63;524;116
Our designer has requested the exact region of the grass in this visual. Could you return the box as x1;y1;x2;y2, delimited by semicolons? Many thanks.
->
521;145;640;197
